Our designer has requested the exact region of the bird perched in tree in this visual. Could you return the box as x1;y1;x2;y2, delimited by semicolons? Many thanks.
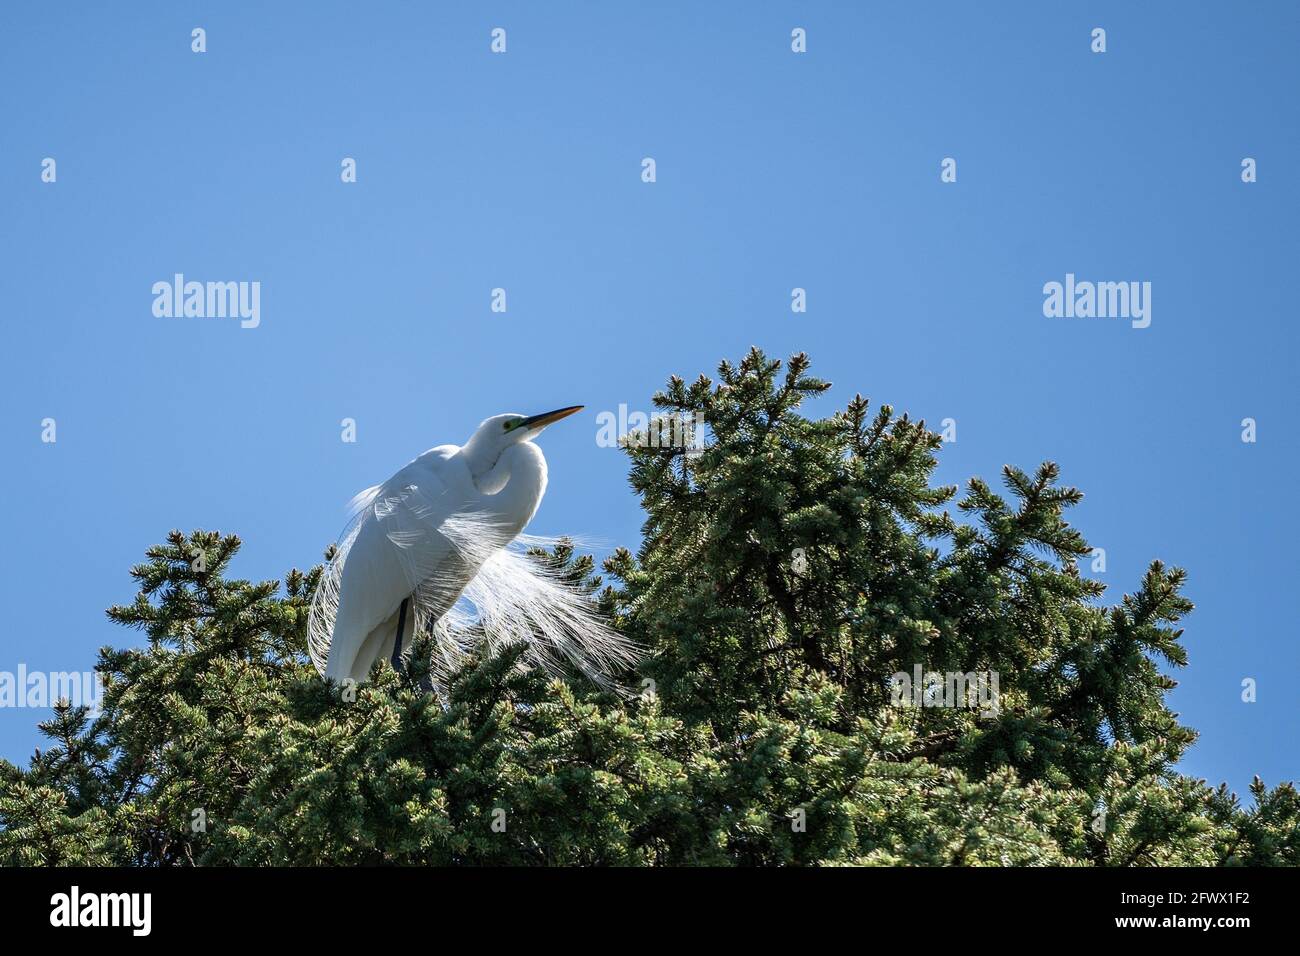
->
307;407;637;693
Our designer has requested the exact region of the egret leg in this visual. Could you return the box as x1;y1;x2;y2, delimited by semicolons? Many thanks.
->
389;598;410;671
388;598;435;693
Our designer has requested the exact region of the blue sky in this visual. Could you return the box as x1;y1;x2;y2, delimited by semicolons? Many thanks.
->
1;2;1295;796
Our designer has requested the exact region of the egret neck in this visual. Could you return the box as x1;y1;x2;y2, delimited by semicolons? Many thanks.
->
477;442;547;534
455;409;582;536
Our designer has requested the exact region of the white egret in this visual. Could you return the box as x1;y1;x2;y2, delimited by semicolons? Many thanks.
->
307;407;638;692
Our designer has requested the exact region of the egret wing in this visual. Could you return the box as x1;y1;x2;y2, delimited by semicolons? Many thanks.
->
309;453;474;680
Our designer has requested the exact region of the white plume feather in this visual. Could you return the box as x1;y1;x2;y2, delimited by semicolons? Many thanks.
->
308;507;639;695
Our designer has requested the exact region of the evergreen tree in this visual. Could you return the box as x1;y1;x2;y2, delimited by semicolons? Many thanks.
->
2;349;1295;865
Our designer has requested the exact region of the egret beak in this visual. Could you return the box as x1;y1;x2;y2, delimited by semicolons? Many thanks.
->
521;405;584;429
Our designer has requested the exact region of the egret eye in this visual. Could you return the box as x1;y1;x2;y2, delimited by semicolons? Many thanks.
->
503;418;524;432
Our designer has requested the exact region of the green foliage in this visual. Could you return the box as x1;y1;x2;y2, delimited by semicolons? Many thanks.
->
1;349;1294;866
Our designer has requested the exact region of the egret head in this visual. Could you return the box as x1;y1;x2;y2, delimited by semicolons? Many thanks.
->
462;406;584;473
